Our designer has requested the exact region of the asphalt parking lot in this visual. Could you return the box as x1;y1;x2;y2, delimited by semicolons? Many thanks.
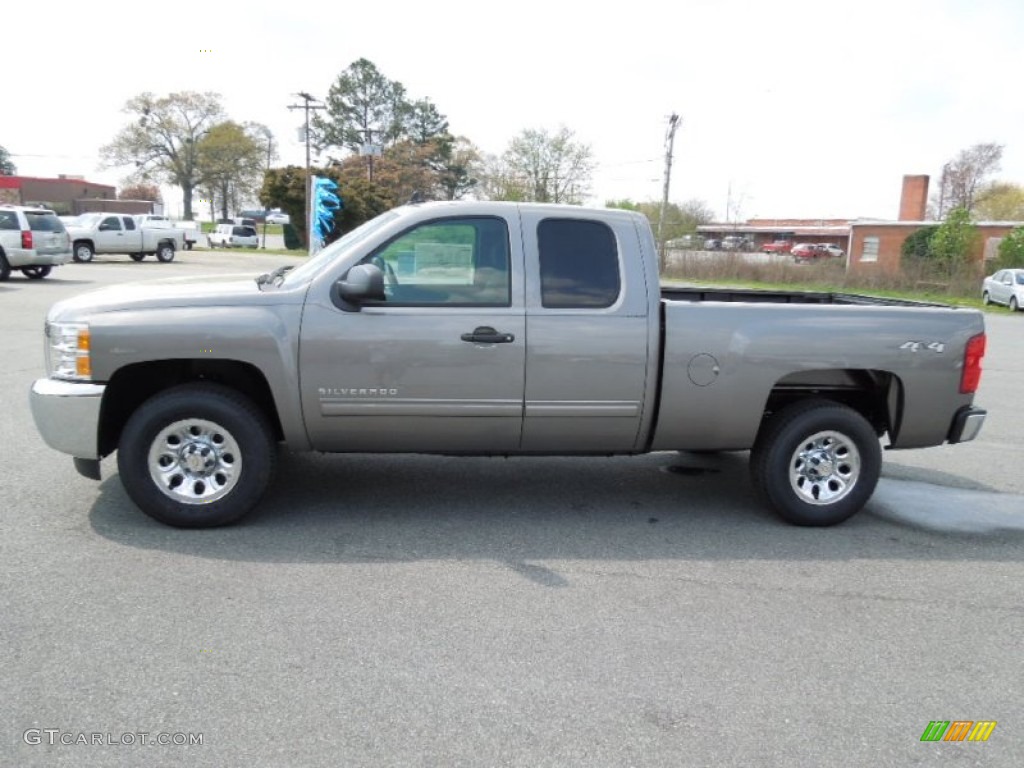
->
2;253;1023;767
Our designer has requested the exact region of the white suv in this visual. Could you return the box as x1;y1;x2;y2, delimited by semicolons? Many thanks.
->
0;205;72;280
207;224;259;248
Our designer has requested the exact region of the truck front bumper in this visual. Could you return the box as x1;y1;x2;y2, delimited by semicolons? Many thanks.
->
30;378;105;459
947;405;986;444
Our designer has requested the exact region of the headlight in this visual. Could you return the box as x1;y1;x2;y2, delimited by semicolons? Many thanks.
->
45;321;91;380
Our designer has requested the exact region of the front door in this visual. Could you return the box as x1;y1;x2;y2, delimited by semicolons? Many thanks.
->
300;214;526;452
95;215;124;251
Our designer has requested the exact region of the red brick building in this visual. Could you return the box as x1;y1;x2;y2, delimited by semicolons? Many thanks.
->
0;175;154;215
847;175;1022;273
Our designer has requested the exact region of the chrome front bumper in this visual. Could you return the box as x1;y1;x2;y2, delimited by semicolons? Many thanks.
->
30;378;105;459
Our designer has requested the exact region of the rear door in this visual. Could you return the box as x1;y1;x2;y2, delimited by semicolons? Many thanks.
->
23;211;69;256
518;211;654;452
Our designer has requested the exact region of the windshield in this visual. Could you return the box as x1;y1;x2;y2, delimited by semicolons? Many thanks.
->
1017;273;1024;285
75;213;101;228
277;210;402;288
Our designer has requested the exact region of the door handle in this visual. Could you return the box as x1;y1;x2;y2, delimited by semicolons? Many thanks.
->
461;326;515;344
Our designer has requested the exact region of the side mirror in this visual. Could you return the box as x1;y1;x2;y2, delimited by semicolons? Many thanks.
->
336;263;386;307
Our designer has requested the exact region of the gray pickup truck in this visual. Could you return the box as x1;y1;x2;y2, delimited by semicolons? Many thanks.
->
30;201;988;528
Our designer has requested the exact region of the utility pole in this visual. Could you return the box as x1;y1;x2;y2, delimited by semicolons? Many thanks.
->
657;113;681;273
288;92;326;244
260;128;274;249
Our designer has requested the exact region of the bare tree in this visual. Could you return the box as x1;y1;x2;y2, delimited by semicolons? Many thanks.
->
930;142;1004;218
487;127;594;204
100;92;226;220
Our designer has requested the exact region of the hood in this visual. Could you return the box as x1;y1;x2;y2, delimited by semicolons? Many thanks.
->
48;273;297;321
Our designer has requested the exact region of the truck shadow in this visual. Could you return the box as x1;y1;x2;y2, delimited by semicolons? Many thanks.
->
87;451;1024;569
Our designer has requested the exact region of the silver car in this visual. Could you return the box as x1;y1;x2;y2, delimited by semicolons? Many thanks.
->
0;205;72;280
982;268;1024;311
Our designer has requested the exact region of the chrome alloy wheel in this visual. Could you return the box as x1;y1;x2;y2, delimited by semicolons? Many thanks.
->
788;430;861;505
147;418;242;504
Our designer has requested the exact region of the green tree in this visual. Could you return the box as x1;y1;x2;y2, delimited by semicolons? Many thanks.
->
428;135;481;201
484;126;594;204
929;207;979;275
975;182;1024;221
0;144;15;175
996;227;1024;269
196;121;270;220
900;225;939;261
100;92;226;220
315;58;435;153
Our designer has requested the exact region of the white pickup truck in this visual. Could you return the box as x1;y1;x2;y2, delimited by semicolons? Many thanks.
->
66;212;185;263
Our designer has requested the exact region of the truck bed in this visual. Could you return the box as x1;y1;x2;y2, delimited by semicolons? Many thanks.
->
661;285;949;308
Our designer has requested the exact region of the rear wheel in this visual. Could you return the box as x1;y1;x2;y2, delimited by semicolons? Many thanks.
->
73;242;94;263
22;266;51;279
750;400;881;526
117;384;276;527
155;242;175;262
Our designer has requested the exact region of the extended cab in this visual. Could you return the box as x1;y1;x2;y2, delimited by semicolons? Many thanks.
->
66;212;185;263
30;201;988;528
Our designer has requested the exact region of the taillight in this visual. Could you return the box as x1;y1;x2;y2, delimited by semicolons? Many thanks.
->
960;333;986;394
21;230;32;249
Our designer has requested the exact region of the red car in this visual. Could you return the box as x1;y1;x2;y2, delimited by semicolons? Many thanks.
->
791;243;826;262
760;239;794;254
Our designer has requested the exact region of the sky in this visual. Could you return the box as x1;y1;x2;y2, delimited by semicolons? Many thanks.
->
4;0;1022;222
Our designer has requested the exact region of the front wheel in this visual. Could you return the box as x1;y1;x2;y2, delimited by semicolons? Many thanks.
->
982;291;991;305
155;243;175;262
22;266;52;279
129;253;146;262
1011;296;1020;312
117;384;276;527
73;242;94;263
0;253;11;281
750;400;881;526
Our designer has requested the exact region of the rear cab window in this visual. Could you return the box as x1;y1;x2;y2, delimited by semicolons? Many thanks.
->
537;218;621;308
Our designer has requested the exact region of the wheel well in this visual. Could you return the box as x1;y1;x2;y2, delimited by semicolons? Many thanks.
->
759;369;901;442
98;359;284;457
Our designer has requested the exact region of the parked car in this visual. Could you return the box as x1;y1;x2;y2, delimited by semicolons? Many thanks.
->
791;243;826;263
703;238;721;250
722;235;754;252
761;239;794;254
65;213;184;263
981;268;1024;311
0;204;72;280
266;212;290;225
817;244;845;259
238;209;268;223
208;224;259;248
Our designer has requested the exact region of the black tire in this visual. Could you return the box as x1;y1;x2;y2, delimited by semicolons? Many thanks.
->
73;242;94;263
750;399;881;526
117;383;276;528
982;291;991;306
155;242;175;262
129;253;146;262
184;241;193;251
0;252;10;282
22;266;51;279
1011;296;1020;312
